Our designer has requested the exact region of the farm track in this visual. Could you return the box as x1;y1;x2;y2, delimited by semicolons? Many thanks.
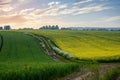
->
115;75;120;80
59;64;120;80
26;33;69;62
59;68;93;80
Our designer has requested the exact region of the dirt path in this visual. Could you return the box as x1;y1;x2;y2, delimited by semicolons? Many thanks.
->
116;75;120;80
26;33;69;62
59;64;120;80
39;36;61;61
99;64;118;77
58;65;94;80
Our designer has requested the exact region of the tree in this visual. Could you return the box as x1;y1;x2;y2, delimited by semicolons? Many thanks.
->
39;25;59;30
45;25;49;29
55;25;59;29
48;25;51;29
51;25;55;29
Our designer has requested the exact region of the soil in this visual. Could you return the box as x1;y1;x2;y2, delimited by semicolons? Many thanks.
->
59;64;120;80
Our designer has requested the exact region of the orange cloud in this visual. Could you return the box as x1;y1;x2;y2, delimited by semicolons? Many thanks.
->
0;0;14;12
0;15;27;24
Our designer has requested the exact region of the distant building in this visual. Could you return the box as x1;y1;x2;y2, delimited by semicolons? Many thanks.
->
4;25;11;30
0;27;3;30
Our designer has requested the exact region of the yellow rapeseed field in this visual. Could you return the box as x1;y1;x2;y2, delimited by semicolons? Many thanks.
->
21;30;120;60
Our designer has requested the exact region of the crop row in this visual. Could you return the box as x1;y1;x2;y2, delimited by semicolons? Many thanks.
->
0;62;79;80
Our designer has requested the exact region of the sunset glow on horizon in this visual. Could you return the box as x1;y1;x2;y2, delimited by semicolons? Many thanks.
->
0;0;120;29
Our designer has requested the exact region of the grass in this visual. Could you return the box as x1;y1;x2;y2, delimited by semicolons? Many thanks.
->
101;67;120;80
0;31;79;80
18;30;120;61
0;31;53;62
0;34;3;51
0;62;79;80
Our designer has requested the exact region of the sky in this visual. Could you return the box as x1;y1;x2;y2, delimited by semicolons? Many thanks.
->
0;0;120;29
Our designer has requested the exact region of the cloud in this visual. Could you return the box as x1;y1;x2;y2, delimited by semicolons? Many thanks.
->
19;8;35;15
0;0;12;4
73;4;112;15
0;14;27;24
31;2;110;17
46;4;67;16
0;1;111;26
73;0;93;5
41;2;112;16
32;2;67;16
0;0;14;12
0;1;66;16
0;1;112;17
48;1;60;6
104;16;120;22
1;6;13;11
18;0;29;2
0;0;118;29
0;0;30;12
58;3;112;15
100;0;109;1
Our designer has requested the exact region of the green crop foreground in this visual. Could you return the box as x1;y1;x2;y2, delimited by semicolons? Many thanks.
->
0;32;54;62
18;30;120;61
0;31;79;80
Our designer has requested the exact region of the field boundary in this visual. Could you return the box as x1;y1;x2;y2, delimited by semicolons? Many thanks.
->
25;33;98;63
25;33;71;62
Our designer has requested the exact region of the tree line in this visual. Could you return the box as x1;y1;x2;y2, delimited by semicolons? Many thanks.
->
39;25;59;30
